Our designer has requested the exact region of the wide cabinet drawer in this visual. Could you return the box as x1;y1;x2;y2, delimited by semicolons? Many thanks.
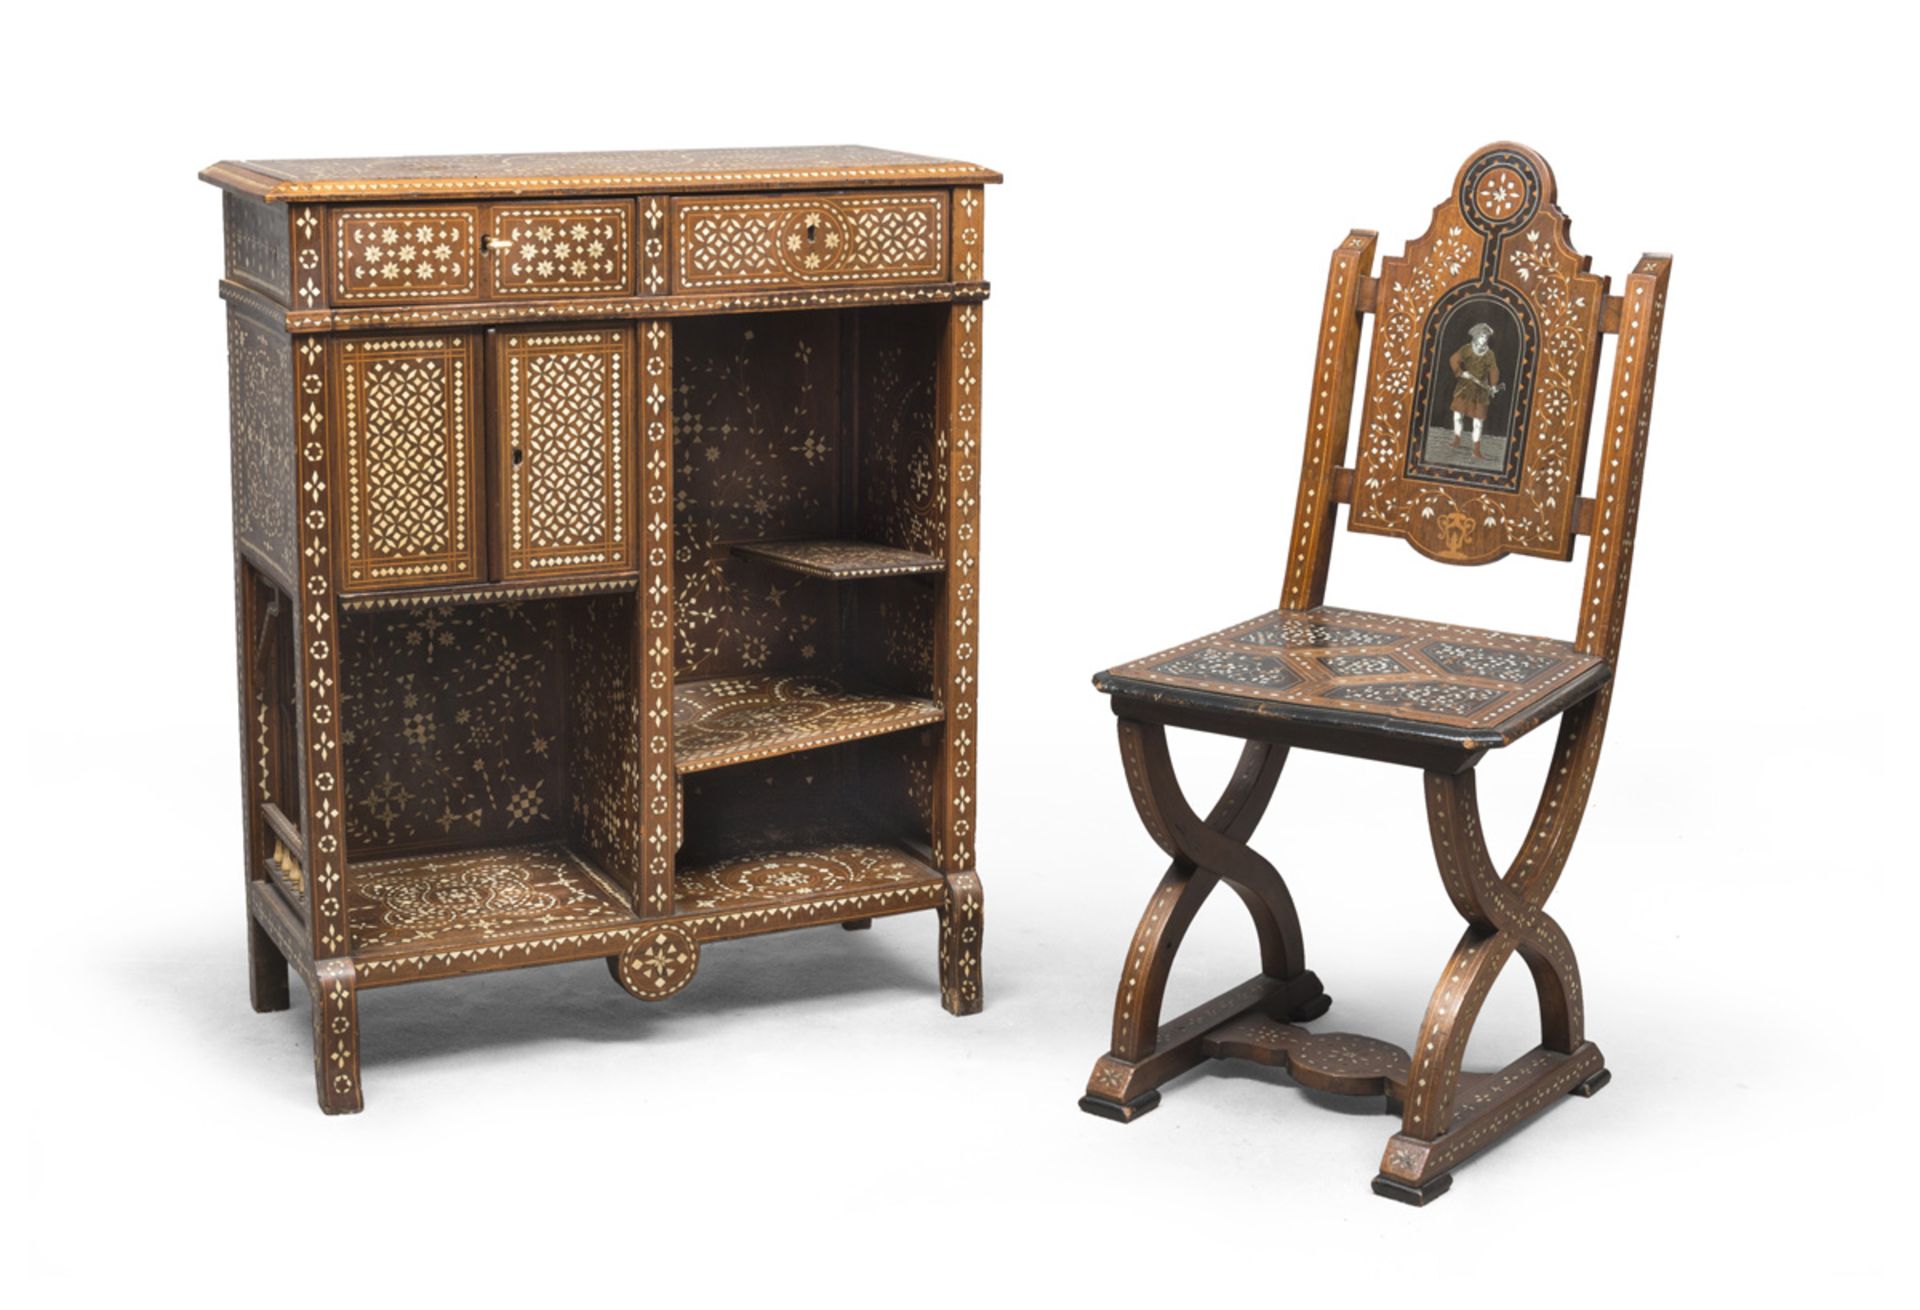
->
333;327;636;593
671;191;947;291
331;202;635;306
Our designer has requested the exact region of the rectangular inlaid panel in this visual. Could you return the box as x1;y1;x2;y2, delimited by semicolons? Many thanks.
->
332;205;480;304
485;201;633;298
493;328;636;579
672;192;946;291
1096;606;1610;746
226;307;297;583
335;334;483;591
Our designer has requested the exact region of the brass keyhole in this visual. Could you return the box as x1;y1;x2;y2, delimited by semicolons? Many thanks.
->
806;222;817;242
512;447;524;467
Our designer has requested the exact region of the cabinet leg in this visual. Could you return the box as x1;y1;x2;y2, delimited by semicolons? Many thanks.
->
311;958;364;1115
938;871;984;1015
248;910;291;1014
842;918;873;931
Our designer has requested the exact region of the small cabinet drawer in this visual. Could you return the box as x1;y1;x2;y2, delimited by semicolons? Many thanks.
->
485;202;633;298
671;191;947;291
335;334;484;591
332;206;481;305
491;328;636;579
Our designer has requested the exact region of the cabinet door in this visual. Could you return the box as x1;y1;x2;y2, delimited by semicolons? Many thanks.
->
335;334;484;592
492;328;636;580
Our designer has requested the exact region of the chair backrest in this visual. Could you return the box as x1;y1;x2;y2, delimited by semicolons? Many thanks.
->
1281;143;1671;662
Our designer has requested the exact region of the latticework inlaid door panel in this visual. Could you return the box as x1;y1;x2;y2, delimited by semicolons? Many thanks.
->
335;334;483;592
492;328;636;579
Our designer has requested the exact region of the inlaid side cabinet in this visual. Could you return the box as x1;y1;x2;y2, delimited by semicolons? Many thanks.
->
205;146;1000;1112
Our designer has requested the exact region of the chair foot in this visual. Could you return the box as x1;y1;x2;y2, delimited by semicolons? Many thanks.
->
842;918;873;931
1372;1172;1453;1206
1570;1067;1611;1098
1078;1089;1161;1123
1282;970;1331;1022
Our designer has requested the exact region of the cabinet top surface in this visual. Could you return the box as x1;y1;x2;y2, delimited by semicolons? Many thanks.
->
202;144;1002;202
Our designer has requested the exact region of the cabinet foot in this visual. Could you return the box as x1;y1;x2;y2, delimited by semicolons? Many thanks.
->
937;872;984;1015
312;959;363;1115
248;910;291;1014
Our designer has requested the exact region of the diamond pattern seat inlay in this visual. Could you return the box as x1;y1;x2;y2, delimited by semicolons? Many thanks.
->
1094;606;1610;750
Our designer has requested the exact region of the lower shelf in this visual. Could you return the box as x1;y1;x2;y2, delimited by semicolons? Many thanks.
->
348;841;639;959
675;842;947;940
342;839;946;985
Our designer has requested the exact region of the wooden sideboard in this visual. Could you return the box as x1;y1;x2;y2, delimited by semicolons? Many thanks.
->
204;146;999;1112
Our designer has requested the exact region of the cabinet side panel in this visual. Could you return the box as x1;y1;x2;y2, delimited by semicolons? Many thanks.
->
227;306;299;586
566;594;639;892
224;192;292;304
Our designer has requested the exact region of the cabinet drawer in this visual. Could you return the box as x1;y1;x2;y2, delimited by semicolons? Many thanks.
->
332;206;481;305
335;335;484;591
672;191;947;291
485;202;633;298
492;328;636;579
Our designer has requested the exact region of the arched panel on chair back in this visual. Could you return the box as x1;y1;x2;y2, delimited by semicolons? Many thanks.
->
1348;143;1607;565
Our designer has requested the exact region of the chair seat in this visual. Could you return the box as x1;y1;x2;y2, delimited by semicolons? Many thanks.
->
1094;606;1610;757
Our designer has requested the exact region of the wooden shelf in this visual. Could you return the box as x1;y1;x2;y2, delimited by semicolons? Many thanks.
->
347;841;638;960
730;539;945;579
673;674;944;774
675;842;947;940
338;575;639;612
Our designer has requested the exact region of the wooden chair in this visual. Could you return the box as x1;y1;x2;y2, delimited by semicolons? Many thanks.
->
1078;143;1671;1204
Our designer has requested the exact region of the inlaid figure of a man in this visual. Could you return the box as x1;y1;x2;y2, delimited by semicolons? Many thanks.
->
1449;323;1502;458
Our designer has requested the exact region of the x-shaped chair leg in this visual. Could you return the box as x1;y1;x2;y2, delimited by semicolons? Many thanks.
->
1083;700;1615;1203
1373;699;1611;1204
1080;718;1329;1121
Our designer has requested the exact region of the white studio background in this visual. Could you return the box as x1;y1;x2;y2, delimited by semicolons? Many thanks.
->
8;2;1910;1301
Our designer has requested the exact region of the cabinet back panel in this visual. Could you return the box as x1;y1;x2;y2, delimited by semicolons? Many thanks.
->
338;602;570;857
672;311;846;679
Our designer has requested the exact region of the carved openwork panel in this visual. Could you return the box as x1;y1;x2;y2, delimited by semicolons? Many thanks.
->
333;206;480;303
1349;144;1606;563
485;202;633;298
335;334;483;591
493;328;635;579
672;192;946;291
